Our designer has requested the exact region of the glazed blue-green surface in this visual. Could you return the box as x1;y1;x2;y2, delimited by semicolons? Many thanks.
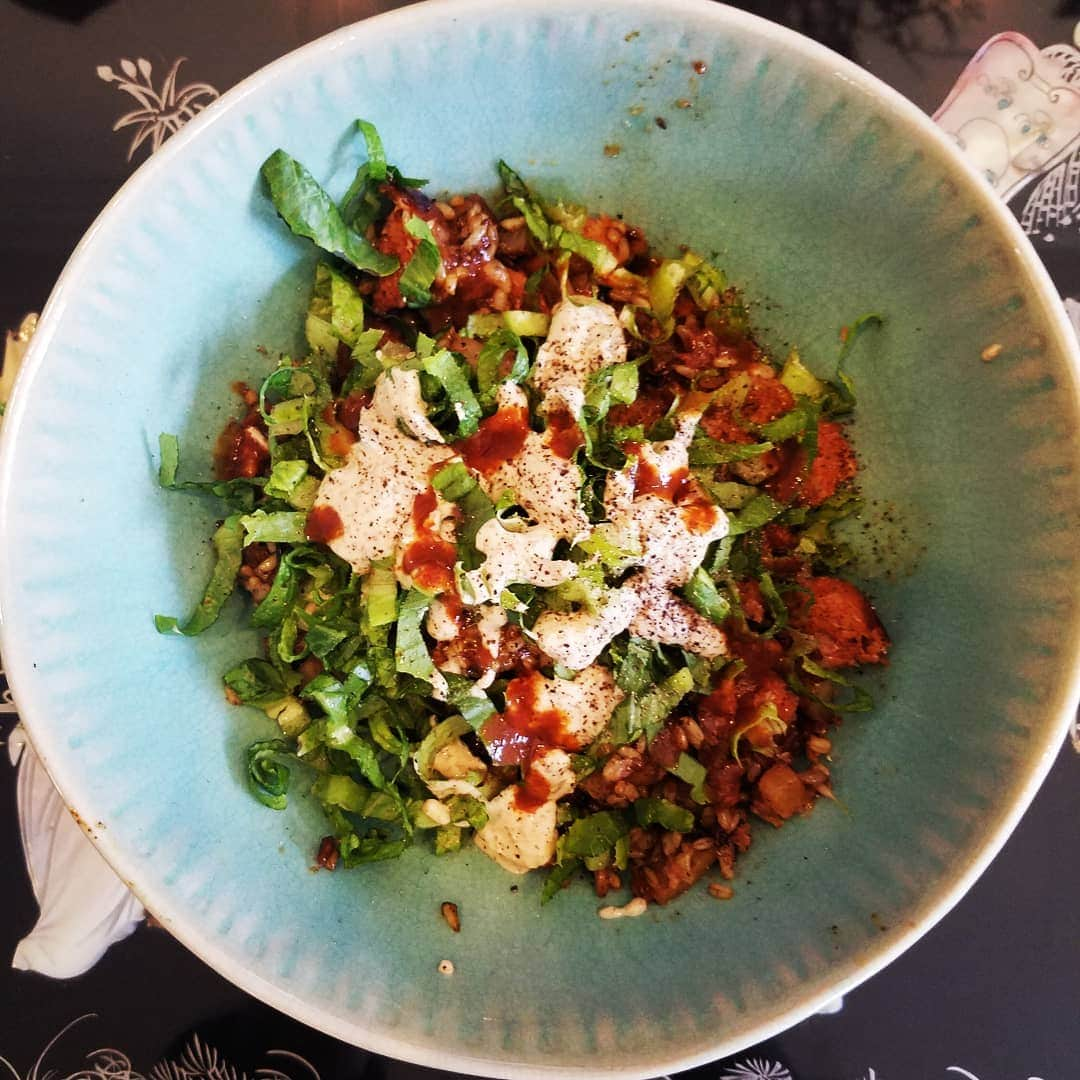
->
2;1;1079;1076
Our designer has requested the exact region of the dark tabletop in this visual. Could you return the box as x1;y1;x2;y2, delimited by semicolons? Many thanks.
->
3;2;1080;1079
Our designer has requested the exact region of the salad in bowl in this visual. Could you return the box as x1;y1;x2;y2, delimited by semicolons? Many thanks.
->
159;122;889;911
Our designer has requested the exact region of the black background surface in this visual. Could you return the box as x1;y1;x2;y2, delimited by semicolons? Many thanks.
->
2;2;1079;1078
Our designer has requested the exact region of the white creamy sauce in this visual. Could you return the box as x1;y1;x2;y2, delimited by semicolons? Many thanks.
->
473;747;578;874
474;788;558;874
627;576;727;657
532;586;640;671
382;365;445;442
426;596;461;642
530;299;627;406
461;517;576;604
526;664;625;748
615;496;726;590
603;410;726;590
598;409;730;656
475;384;590;543
528;746;578;801
313;368;455;574
477;603;508;659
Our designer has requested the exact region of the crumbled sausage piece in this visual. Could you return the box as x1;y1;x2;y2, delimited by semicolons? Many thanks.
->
440;901;461;933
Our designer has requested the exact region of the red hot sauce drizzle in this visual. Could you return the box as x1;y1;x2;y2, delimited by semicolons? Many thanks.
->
545;408;584;460
628;443;692;502
214;383;270;481
400;485;458;595
305;504;345;543
320;401;358;458
455;400;530;475
482;670;579;782
625;444;719;535
512;765;553;812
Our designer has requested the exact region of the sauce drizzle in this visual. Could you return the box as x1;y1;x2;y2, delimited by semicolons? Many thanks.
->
400;486;457;594
482;671;577;768
306;504;345;543
455;401;530;475
626;444;720;535
545;408;585;460
512;766;553;812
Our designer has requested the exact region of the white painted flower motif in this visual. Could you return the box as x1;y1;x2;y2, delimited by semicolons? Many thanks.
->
719;1059;793;1080
0;678;16;715
0;1014;322;1080
96;57;219;161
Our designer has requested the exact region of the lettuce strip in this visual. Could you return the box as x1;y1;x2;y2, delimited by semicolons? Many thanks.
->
155;514;244;636
399;216;443;307
261;149;398;275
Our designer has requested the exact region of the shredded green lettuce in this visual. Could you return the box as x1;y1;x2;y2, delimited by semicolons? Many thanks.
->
561;811;628;858
157;433;264;512
476;329;530;406
399;216;443;307
467;311;550;339
355;118;387;181
553;227;618;276
789;656;874;713
757;399;818;443
669;751;709;804
541;857;582;904
239;509;308;544
497;160;551;245
688;433;775;466
634;796;694;833
394;589;437;684
434;826;463;854
611;636;656;695
305;262;367;355
431;461;495;570
364;561;399;628
609;666;696;745
155;514;244;636
682;566;731;625
261;149;398;275
727;492;783;536
827;313;884;415
421;349;481;437
757;571;790;637
247;739;292;810
443;674;497;730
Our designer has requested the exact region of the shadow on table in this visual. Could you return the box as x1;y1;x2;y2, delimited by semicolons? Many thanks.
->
11;0;114;22
731;0;983;59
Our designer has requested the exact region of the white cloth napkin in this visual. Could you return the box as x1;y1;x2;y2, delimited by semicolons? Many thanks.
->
9;726;144;978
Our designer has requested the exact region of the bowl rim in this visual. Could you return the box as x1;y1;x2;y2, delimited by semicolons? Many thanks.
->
3;0;1079;1075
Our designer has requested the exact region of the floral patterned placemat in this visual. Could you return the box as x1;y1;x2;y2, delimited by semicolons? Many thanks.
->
2;2;1078;1078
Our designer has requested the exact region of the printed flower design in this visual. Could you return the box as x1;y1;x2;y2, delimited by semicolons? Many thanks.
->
719;1059;794;1080
96;58;219;162
0;1015;321;1080
0;666;16;714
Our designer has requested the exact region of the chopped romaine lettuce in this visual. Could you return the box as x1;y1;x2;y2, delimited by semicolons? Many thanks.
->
261;149;398;275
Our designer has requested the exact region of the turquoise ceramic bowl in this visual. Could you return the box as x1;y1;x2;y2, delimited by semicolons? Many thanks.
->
3;1;1079;1075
